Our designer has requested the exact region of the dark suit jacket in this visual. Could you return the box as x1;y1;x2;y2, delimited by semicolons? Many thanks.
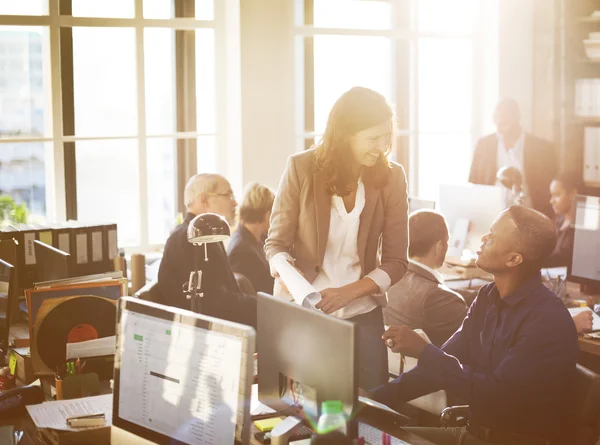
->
227;225;274;294
157;213;257;328
469;133;557;217
383;262;468;346
544;215;574;268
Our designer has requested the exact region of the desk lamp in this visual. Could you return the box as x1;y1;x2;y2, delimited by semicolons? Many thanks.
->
183;212;231;313
496;166;524;206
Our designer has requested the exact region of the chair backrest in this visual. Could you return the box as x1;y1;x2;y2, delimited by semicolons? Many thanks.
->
387;329;447;416
134;280;162;303
575;364;600;445
234;273;256;295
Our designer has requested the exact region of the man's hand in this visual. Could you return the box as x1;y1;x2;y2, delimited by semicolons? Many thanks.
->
382;326;428;359
573;310;593;335
316;288;355;314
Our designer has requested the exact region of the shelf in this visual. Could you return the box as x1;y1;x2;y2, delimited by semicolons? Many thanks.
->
575;116;600;123
579;16;600;24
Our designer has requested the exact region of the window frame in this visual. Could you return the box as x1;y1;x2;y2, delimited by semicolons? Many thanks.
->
0;0;230;252
295;0;495;196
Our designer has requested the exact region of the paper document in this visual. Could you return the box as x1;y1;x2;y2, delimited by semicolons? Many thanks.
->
66;335;116;359
26;394;113;431
271;255;321;309
250;384;276;416
568;307;600;332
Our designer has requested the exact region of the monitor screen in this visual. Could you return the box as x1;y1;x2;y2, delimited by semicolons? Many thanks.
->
257;292;357;420
112;297;255;445
569;195;600;285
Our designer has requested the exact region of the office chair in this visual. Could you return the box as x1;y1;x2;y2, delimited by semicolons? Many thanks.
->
440;364;600;445
134;280;162;303
387;329;448;417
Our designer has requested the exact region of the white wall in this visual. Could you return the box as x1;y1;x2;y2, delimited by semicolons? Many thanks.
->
498;0;534;131
239;0;296;192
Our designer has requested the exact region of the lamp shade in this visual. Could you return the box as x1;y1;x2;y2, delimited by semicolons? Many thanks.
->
496;166;523;192
187;213;231;244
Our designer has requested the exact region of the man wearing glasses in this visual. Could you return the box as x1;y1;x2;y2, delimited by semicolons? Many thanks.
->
157;173;257;328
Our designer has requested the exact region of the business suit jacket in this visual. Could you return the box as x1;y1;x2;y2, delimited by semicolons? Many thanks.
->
157;213;257;328
264;149;409;305
383;262;467;347
227;225;274;294
469;133;557;217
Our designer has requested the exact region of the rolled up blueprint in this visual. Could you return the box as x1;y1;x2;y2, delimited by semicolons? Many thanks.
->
271;255;321;310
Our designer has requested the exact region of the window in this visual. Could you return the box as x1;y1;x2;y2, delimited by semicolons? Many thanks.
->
0;26;50;221
0;0;232;252
296;0;499;201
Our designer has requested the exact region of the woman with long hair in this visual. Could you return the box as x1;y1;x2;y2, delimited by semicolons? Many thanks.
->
265;87;409;389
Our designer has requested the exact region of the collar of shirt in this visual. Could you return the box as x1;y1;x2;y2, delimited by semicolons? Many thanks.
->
497;131;525;153
409;259;445;284
487;272;543;307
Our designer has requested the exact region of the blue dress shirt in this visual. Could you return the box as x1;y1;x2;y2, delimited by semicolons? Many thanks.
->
373;273;578;441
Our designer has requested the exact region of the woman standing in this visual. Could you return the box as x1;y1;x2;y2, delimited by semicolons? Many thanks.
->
265;87;409;389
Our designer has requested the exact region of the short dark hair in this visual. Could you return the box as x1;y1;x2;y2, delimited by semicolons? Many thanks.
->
507;205;557;268
408;210;449;258
553;171;583;193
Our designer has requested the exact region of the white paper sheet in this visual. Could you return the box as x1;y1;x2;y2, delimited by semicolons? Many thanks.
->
26;394;113;431
271;255;321;309
250;384;276;416
66;335;116;359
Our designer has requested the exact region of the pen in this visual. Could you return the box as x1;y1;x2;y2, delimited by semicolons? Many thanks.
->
76;357;81;374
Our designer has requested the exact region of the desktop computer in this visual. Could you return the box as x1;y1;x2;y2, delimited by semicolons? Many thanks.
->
256;292;357;420
438;183;505;258
111;297;255;445
408;196;436;214
568;195;600;286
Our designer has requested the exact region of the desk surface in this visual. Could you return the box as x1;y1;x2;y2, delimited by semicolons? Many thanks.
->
7;411;436;445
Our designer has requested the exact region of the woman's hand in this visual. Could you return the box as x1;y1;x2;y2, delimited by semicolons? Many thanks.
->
316;288;356;314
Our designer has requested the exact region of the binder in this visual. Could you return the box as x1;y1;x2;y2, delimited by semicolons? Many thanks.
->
85;223;105;275
104;223;118;273
67;222;90;277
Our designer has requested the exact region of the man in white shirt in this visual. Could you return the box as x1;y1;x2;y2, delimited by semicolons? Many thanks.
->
384;210;467;346
469;98;557;217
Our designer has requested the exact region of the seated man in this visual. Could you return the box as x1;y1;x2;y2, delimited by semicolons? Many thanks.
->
370;206;578;445
157;173;257;328
384;210;467;346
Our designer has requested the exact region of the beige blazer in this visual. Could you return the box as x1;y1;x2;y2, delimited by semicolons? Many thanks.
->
264;149;409;306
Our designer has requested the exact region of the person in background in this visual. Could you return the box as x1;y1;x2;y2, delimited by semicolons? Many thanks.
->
384;210;467;346
545;171;582;268
265;87;409;389
370;206;578;445
546;172;592;334
157;173;257;328
469;98;557;217
227;182;275;294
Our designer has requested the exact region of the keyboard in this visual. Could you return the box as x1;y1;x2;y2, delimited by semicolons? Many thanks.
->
358;423;409;445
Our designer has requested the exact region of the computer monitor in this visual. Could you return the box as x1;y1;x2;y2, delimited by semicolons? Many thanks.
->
438;183;504;256
33;240;70;283
408;196;436;214
112;297;255;445
257;292;357;420
568;195;600;286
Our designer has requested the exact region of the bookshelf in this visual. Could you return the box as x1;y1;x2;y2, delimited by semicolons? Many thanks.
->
556;0;600;192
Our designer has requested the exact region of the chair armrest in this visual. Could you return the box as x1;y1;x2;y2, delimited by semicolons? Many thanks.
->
440;405;470;427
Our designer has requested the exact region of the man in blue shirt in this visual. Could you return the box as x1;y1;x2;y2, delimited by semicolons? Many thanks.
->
370;206;578;445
